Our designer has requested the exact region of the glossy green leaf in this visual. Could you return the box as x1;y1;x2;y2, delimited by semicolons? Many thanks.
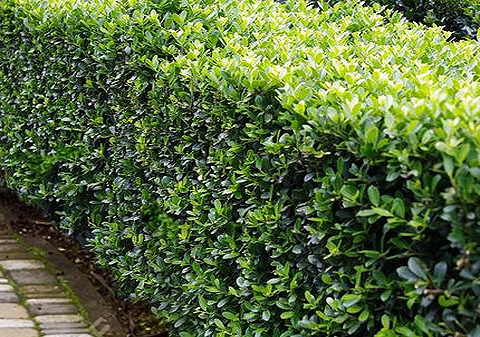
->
367;186;380;206
397;266;420;281
407;257;427;279
433;261;447;286
342;294;362;307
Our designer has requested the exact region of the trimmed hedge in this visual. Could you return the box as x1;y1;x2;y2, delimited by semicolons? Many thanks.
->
1;0;480;336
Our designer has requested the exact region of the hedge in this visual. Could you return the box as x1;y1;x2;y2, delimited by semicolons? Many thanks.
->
356;0;480;40
1;0;480;336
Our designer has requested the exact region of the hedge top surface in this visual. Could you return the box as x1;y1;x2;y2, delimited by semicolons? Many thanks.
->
28;0;478;129
140;0;480;172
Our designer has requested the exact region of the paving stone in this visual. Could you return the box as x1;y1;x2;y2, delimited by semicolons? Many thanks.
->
0;251;36;260
28;298;80;317
29;302;79;316
0;318;35;328
27;298;72;305
0;303;30;318
0;292;20;303
0;225;120;337
0;239;18;244
43;335;93;337
21;287;67;299
0;259;45;270
0;328;39;337
38;322;88;330
36;314;84;325
41;328;91;335
8;269;58;285
24;292;68;299
0;284;14;292
0;244;25;253
20;285;66;295
42;328;90;336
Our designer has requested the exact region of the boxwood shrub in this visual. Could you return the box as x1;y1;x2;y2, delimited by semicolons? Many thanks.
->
1;0;480;336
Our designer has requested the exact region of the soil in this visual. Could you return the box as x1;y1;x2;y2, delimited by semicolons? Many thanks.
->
0;188;169;337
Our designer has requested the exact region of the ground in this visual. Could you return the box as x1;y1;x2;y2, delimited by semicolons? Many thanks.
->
0;188;168;337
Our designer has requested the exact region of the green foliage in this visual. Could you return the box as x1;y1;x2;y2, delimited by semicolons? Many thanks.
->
1;0;480;336
358;0;480;39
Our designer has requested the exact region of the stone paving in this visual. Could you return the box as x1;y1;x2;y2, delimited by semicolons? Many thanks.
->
0;227;98;337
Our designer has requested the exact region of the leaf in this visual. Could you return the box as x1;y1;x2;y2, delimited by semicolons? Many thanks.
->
407;297;416;309
397;266;420;281
391;237;410;249
342;294;362;307
340;184;358;199
347;322;361;334
326;297;336;309
433;262;447;286
228;287;238;296
217;298;228;308
443;155;454;177
386;171;400;182
180;333;195;337
392;198;405;218
359;309;370;322
321;274;333;285
294;101;306;115
408;257;427;279
372;207;394;217
174;317;187;328
357;209;376;217
365;126;379;144
381;290;392;302
367;185;380;206
222;311;238;321
145;30;153;42
455;143;470;164
236;277;249;288
280;311;294;319
213;318;225;329
468;326;480;337
304;172;315;182
294;84;312;100
414;315;429;334
396;326;416;337
438;295;458;307
305;290;314;303
347;304;363;314
381;314;391;329
373;270;388;285
198;295;208;311
436;141;453;155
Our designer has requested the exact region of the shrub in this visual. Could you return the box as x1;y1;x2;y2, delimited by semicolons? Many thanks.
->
359;0;480;39
1;0;480;336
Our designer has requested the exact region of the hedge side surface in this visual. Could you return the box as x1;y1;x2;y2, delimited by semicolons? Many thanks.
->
1;0;480;336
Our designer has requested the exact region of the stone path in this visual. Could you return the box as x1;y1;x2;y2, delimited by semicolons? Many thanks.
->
0;227;99;337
